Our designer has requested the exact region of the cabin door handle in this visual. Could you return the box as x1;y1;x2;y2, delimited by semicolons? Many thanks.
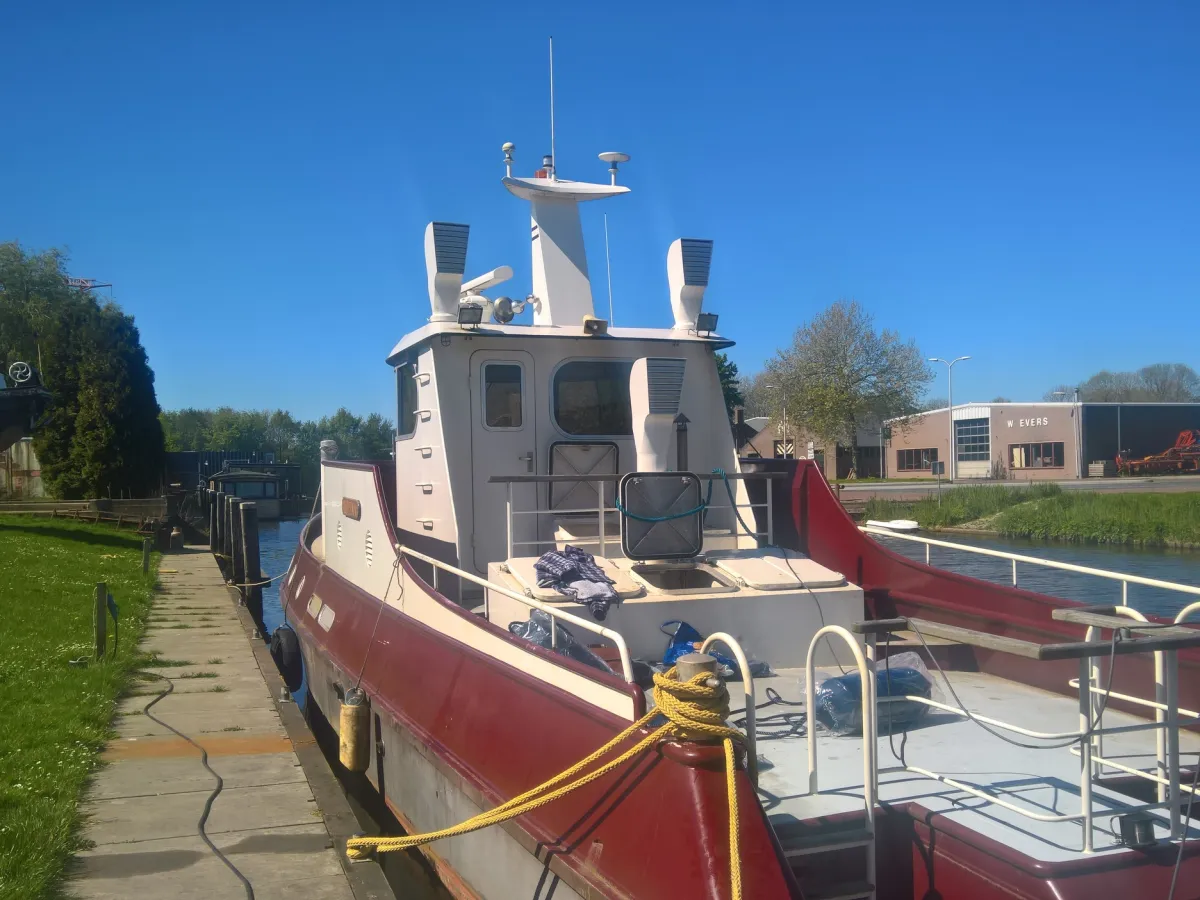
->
518;452;534;473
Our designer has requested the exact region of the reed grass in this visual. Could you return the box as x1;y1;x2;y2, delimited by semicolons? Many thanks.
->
862;482;1063;529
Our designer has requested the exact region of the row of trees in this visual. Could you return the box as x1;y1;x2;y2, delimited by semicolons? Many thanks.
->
1045;364;1200;403
160;407;394;492
0;244;165;498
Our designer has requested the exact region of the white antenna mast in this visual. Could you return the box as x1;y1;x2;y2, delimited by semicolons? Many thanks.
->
548;36;556;178
604;213;615;325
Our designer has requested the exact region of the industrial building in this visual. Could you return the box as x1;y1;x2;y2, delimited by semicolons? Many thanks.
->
885;401;1200;480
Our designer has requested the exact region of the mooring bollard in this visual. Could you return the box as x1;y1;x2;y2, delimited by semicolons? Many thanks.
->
240;501;263;631
230;498;246;590
94;582;108;660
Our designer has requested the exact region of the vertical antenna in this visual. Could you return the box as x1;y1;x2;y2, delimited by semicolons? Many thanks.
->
549;36;556;178
604;213;614;325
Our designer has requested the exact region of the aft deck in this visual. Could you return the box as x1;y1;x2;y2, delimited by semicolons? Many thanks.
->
728;665;1200;862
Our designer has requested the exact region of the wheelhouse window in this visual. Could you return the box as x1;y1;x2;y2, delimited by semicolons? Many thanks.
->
1010;441;1065;469
897;448;938;471
396;363;418;437
955;418;990;462
483;363;523;428
553;360;633;436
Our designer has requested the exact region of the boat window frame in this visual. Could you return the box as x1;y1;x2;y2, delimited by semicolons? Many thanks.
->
396;361;419;440
549;356;635;439
481;360;526;432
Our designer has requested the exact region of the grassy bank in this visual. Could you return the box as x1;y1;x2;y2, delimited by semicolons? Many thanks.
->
863;483;1200;547
0;516;159;900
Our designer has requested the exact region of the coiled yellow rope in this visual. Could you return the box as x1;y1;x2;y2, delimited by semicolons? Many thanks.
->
345;667;744;899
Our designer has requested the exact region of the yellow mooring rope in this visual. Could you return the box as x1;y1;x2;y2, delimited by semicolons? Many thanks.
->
345;667;745;900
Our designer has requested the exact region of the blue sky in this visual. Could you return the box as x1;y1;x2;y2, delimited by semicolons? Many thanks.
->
3;2;1197;420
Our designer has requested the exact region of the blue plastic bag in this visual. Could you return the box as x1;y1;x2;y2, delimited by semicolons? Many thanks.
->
661;620;771;681
814;666;932;735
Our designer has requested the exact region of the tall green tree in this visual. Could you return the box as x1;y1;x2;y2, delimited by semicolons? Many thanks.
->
768;299;932;460
1045;364;1200;403
713;352;745;420
0;244;164;498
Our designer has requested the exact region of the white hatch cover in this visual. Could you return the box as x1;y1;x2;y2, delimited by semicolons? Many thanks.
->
707;549;846;591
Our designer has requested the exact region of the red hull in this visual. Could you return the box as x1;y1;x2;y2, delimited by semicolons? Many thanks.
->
284;459;1200;899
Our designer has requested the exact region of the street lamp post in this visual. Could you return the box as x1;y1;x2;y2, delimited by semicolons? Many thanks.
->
928;356;971;481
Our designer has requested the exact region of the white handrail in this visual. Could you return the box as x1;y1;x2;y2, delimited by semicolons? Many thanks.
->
860;525;1200;598
700;633;757;786
1176;602;1200;624
806;625;875;898
397;545;635;684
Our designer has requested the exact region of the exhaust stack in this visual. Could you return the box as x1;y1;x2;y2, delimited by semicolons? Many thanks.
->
629;357;687;472
425;222;470;322
667;238;713;330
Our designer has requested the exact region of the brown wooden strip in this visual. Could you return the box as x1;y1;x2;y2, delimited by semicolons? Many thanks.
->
103;734;293;760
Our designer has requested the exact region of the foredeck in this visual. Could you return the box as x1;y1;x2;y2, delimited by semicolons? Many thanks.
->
724;666;1200;862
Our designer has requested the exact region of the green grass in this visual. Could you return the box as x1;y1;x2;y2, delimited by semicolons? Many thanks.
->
175;671;218;680
0;516;158;900
995;491;1200;547
863;482;1064;529
205;658;223;665
863;483;1200;547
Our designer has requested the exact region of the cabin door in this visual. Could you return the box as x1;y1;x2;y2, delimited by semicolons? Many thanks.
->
469;350;538;574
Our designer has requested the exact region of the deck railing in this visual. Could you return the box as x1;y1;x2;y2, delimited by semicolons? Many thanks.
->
859;525;1200;608
397;544;636;684
806;615;1200;854
491;471;785;557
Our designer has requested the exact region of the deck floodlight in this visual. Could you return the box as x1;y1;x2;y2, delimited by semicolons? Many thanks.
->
458;304;483;328
695;312;718;334
1116;812;1157;848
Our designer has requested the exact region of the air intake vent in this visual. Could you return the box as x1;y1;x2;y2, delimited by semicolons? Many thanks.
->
646;358;686;415
365;530;374;568
336;520;343;551
679;239;713;287
430;222;469;274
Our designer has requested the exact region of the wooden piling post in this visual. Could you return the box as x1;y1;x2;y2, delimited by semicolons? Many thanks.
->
142;538;151;574
215;491;227;562
94;582;108;660
208;491;219;554
230;498;246;590
240;501;263;632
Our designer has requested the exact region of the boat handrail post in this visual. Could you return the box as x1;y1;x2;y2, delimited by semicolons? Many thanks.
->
765;484;774;546
1175;601;1200;625
1012;559;1017;588
596;479;606;557
699;632;757;786
1167;648;1182;839
1078;655;1094;852
506;482;514;560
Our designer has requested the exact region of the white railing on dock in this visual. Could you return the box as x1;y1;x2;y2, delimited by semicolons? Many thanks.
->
397;545;635;684
859;525;1200;607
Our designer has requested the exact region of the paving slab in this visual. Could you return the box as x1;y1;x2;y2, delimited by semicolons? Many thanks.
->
67;547;362;900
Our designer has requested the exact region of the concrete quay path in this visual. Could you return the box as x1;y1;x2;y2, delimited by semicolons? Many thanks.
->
67;546;389;900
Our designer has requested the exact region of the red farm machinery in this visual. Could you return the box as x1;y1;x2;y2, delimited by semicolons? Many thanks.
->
1116;429;1200;475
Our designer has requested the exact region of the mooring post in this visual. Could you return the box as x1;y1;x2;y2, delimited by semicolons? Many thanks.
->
94;582;108;660
240;501;263;632
215;491;227;564
142;538;151;574
208;492;219;554
230;498;246;591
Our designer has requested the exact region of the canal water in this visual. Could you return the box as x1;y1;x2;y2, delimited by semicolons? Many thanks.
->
872;531;1200;619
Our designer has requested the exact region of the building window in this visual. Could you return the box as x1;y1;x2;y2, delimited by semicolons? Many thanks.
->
955;417;990;462
553;360;633;436
773;439;795;459
1010;442;1065;469
897;448;938;471
396;363;418;437
483;363;523;428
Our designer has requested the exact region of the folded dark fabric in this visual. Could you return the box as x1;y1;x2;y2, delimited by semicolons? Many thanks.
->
534;546;619;620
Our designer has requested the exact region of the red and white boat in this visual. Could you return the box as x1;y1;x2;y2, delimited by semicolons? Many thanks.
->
279;143;1200;900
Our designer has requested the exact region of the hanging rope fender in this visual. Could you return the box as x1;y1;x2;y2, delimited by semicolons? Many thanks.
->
345;667;746;900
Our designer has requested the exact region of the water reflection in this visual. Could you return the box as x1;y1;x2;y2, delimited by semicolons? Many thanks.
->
874;531;1200;619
